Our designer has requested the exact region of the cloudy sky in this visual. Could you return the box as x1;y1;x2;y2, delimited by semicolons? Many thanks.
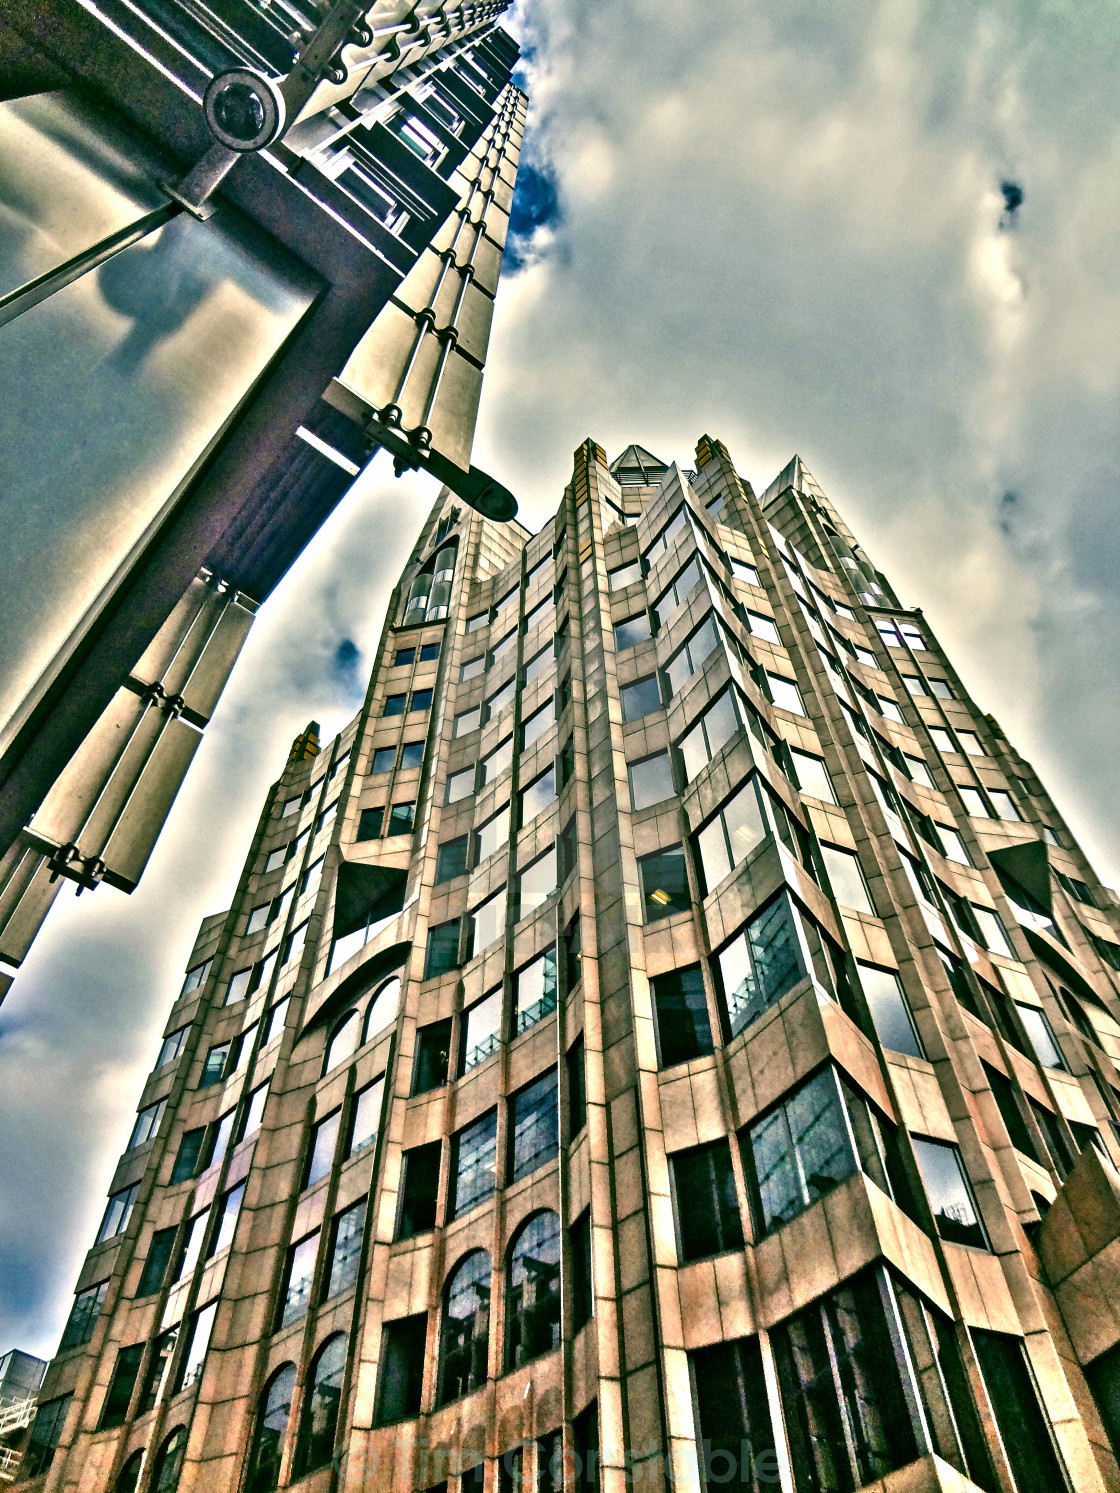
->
4;0;1120;1360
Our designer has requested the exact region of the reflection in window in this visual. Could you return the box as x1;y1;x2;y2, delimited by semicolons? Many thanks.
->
515;950;557;1035
247;1366;296;1493
508;1072;560;1181
911;1137;988;1249
652;965;713;1067
325;1203;365;1299
439;1252;492;1403
279;1233;319;1327
715;894;807;1038
857;964;924;1058
506;1212;562;1369
678;687;744;782
295;1335;347;1476
628;751;674;810
462;988;503;1071
670;1140;743;1261
665;613;721;696
451;1111;498;1218
324;1012;359;1074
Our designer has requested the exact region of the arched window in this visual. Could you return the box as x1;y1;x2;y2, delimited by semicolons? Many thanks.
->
506;1212;562;1370
246;1365;296;1493
295;1334;347;1476
324;1012;359;1075
438;1251;491;1404
115;1450;144;1493
152;1427;187;1493
362;976;401;1045
426;542;458;620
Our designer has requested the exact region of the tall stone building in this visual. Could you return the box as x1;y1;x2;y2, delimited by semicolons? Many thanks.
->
0;0;524;984
21;437;1120;1493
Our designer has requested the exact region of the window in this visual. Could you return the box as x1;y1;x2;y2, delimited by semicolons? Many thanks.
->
766;672;805;714
281;794;302;817
693;776;784;893
436;834;470;881
176;1209;207;1282
1042;825;1063;848
573;1403;600;1493
652;964;713;1067
608;560;642;590
665;613;722;696
746;609;780;645
484;735;514;782
523;646;552;688
519;765;556;824
469;886;507;955
1056;869;1095;906
715;894;809;1037
410;688;433;712
901;673;924;695
387;801;414;835
614;613;651;649
452;1111;498;1217
212;1182;244;1256
370;746;395;774
246;901;271;934
518;847;558;914
564;1210;593;1337
958;786;988;817
728;556;758;585
638;844;690;919
262;997;289;1045
170;1128;206;1184
461;656;485;685
324;1012;359;1073
670;1140;743;1261
278;1233;320;1327
247;1366;296;1493
857;963;924;1057
509;1071;560;1182
117;1451;144;1493
515;949;557;1035
176;1298;216;1394
240;1083;269;1141
21;1394;72;1479
395;646;415;666
620;674;662;722
61;1280;108;1348
678;686;743;781
934;822;971;866
325;1201;365;1299
789;748;835;803
97;1184;138;1243
875;691;904;723
413;1020;452;1095
348;1077;384;1157
567;1036;587;1137
181;959;211;994
439;1251;492;1403
903;752;934;788
446;766;475;803
487;677;516;718
982;1063;1041;1163
128;1099;166;1149
653;555;705;628
876;618;926;649
384;693;406;716
690;1336;777;1493
627;751;673;811
476;803;510;862
295;1335;347;1476
399;741;424;771
1015;1003;1065;1069
773;1271;920;1492
504;1212;562;1372
817;843;874;914
929;726;954;753
317;800;338;836
460;990;503;1076
354;805;384;843
911;1137;988;1248
522;699;556;749
305;1109;341;1189
198;1041;229;1088
424;920;460;978
419;641;440;662
397;1141;442;1239
971;904;1014;958
958;730;986;756
1085;1343;1120;1471
972;1329;1068;1493
375;1314;427;1424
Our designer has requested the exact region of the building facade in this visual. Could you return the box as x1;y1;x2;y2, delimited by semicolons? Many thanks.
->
0;0;524;987
20;436;1120;1493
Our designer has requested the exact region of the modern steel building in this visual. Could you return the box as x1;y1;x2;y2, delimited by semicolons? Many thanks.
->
21;436;1120;1493
0;0;525;988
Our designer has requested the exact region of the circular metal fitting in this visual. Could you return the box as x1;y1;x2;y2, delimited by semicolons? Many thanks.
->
204;69;286;152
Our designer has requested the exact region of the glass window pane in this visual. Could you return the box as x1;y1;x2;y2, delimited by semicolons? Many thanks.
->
628;752;674;810
790;749;836;803
820;845;874;915
717;896;806;1036
1015;1004;1065;1070
614;613;651;649
453;1111;498;1217
515;950;557;1035
638;846;690;920
911;1138;987;1249
767;673;805;714
857;964;924;1057
509;1073;560;1181
446;767;476;804
652;965;713;1066
463;988;503;1070
621;675;662;722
